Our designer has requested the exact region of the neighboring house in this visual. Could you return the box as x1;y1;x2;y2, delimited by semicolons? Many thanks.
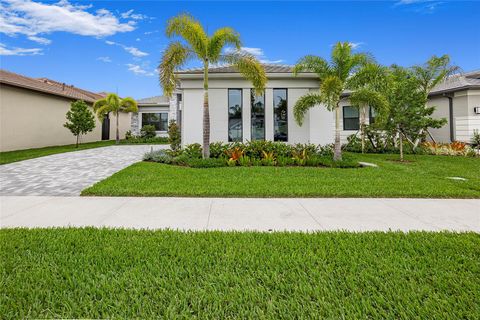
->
0;69;131;152
131;95;178;138
164;65;479;146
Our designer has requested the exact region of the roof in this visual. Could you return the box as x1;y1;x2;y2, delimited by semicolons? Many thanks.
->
429;70;480;95
0;69;104;103
176;64;299;74
137;95;170;105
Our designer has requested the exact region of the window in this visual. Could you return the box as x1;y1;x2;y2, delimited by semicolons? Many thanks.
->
369;106;376;124
142;113;168;131
251;89;265;140
273;89;288;141
228;89;242;142
343;106;359;130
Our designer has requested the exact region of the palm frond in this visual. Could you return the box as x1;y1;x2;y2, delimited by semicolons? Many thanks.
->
208;27;241;62
95;104;111;122
221;51;267;94
350;87;388;113
320;75;343;111
292;55;330;78
411;54;460;94
293;92;323;126
93;98;107;113
347;63;389;91
159;42;192;97
120;97;138;113
165;13;208;59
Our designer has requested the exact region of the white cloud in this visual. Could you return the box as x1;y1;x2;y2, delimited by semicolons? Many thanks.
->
0;43;42;56
97;56;111;63
27;35;51;45
349;42;364;49
105;40;148;57
224;46;284;64
121;9;148;20
0;0;136;45
126;63;154;76
394;0;443;13
136;38;140;42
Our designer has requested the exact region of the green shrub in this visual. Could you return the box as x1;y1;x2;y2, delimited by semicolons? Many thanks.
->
261;158;275;166
227;158;237;167
305;156;324;167
184;143;202;159
252;158;262;166
171;154;191;166
276;156;292;167
168;120;181;156
238;156;251;167
121;136;168;144
317;156;360;168
140;125;156;139
209;142;228;158
143;150;173;164
125;130;133;140
186;158;226;168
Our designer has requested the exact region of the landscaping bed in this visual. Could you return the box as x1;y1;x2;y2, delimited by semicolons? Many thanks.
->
82;153;480;198
1;229;478;318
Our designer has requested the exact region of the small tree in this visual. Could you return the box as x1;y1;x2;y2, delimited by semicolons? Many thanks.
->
168;119;181;156
64;100;95;147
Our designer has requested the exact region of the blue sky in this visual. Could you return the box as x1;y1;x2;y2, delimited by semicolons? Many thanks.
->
1;0;479;99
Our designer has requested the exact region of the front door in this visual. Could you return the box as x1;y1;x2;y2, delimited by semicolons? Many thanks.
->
101;114;110;140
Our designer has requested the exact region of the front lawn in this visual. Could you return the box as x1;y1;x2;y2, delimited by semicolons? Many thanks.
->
1;229;478;319
82;153;480;198
0;139;168;165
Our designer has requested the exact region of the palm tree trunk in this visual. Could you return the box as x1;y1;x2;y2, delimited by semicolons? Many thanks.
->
202;62;210;158
360;105;366;153
334;103;342;161
116;111;120;145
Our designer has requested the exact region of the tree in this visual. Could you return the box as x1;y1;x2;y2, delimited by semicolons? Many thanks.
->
93;93;138;144
292;42;372;161
382;66;446;161
63;100;95;147
348;63;389;153
159;14;267;158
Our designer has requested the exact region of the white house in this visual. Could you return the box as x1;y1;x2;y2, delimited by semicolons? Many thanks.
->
132;65;480;145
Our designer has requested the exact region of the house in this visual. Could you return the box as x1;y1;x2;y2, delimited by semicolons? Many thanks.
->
131;95;175;138
140;65;479;146
0;69;131;152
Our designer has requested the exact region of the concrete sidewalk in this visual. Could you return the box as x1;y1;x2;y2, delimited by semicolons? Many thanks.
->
1;196;478;232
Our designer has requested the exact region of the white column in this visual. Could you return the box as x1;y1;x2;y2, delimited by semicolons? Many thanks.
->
242;88;251;142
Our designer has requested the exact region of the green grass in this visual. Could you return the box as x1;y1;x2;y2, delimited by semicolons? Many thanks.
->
1;229;478;319
82;153;480;198
0;140;167;165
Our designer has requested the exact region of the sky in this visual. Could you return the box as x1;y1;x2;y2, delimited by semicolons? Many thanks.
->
1;0;479;99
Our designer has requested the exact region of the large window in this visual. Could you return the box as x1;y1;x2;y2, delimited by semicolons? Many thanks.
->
369;106;376;125
228;89;242;142
343;106;359;130
273;89;288;141
251;89;265;140
142;112;168;131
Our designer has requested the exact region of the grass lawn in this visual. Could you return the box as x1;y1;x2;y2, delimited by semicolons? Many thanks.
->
1;229;478;318
0;140;167;165
82;153;480;198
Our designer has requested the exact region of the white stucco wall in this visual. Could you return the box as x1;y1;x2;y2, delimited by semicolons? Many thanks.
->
0;85;131;152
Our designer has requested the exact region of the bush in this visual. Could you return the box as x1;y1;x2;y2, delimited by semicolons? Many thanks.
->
185;158;226;168
125;130;133;140
168;120;181;156
120;136;168;144
143;149;172;163
209;142;228;158
317;156;360;168
183;143;202;159
422;141;476;157
140;125;156;139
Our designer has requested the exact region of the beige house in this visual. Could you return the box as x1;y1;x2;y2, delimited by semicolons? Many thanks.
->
0;70;131;152
150;65;479;146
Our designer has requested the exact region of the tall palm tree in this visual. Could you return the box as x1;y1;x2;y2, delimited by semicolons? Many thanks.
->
159;14;267;158
93;93;138;144
292;42;372;161
348;63;389;153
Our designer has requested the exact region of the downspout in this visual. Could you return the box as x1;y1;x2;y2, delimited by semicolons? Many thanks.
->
443;94;454;142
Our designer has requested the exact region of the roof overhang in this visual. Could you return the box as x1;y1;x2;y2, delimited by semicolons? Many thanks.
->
175;72;317;80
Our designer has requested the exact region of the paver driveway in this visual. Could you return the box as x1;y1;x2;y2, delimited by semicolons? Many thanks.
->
0;145;166;196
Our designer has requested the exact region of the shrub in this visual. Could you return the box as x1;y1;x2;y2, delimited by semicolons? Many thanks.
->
125;130;133;140
251;158;262;166
317;156;360;168
186;158;226;168
209;142;228;158
168;120;181;156
143;149;172;164
276;156;293;167
140;125;156;139
171;154;191;166
183;143;202;159
227;159;237;167
121;136;168;144
421;141;476;157
238;156;251;167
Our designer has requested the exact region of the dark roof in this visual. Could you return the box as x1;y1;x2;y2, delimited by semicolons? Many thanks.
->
0;69;104;103
176;64;298;74
429;70;480;95
137;95;170;105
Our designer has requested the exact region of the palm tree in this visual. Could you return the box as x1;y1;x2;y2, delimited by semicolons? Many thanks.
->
348;63;389;153
292;42;372;161
93;93;138;144
159;14;267;158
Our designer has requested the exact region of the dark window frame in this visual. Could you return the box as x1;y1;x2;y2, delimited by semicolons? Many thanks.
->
273;88;288;142
228;88;243;142
141;112;169;132
250;89;265;141
342;106;360;131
